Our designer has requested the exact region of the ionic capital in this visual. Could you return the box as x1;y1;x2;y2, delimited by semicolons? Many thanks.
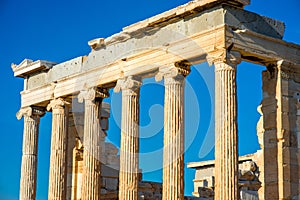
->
207;51;241;70
155;61;191;82
78;87;109;103
16;106;45;120
47;98;70;111
114;76;142;93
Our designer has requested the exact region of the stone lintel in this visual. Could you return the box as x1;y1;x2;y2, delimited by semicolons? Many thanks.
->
20;25;300;108
25;6;295;93
12;59;57;78
16;3;300;108
187;153;254;169
224;6;285;39
227;27;300;65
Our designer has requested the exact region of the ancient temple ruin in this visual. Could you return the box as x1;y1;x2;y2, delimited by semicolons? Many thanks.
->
12;0;300;199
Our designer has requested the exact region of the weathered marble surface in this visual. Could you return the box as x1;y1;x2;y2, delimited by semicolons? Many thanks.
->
13;0;300;199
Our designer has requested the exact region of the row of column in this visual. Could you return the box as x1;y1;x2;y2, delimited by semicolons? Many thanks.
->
17;52;241;200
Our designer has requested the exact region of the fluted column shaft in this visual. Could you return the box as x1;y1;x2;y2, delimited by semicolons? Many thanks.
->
17;107;45;200
214;52;240;200
163;76;185;200
47;98;69;200
78;88;108;200
82;98;101;200
156;62;190;200
115;76;141;200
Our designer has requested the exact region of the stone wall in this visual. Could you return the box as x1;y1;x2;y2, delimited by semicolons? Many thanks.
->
259;62;300;199
188;154;261;200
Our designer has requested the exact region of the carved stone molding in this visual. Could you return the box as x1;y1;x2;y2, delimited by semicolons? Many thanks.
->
207;51;241;71
47;98;70;111
114;76;142;93
276;60;300;81
16;106;45;120
280;70;292;80
155;61;191;82
78;87;109;103
278;60;299;72
264;60;300;82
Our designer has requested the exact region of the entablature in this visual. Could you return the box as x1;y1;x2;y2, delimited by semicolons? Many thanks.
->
226;27;300;65
14;0;300;108
12;59;57;78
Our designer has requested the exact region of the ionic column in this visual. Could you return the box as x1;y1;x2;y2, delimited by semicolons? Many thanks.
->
78;88;108;200
156;62;190;200
114;76;142;200
17;106;45;200
47;98;70;200
213;51;241;200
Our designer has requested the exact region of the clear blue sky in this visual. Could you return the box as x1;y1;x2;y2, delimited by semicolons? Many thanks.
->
0;0;299;199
